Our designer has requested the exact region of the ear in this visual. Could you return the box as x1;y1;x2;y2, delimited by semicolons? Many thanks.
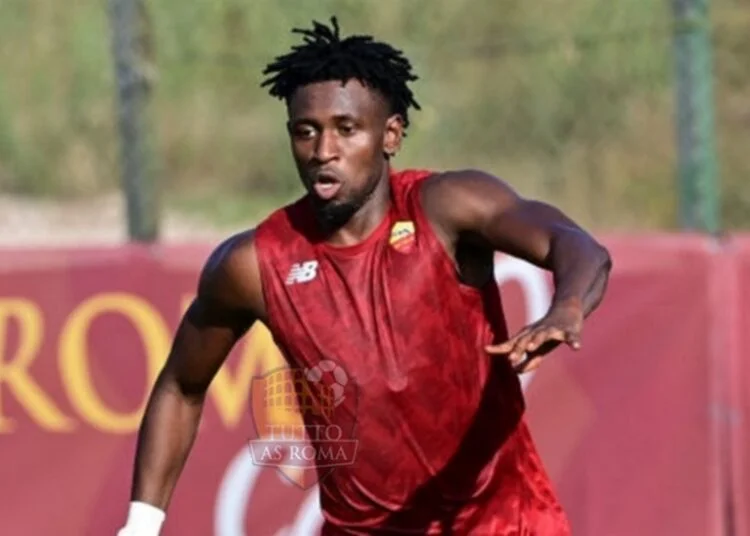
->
383;114;404;158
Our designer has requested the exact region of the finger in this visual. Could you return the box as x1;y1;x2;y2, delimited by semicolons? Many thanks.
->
484;340;516;354
527;339;562;359
508;333;536;365
525;328;566;353
485;327;533;354
566;330;582;350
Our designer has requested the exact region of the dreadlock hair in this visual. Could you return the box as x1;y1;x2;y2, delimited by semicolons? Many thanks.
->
261;16;421;131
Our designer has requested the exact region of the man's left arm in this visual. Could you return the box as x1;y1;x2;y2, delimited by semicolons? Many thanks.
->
421;169;613;372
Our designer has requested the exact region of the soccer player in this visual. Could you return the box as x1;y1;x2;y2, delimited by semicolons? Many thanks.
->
118;17;612;535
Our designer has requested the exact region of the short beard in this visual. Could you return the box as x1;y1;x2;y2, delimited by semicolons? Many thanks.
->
314;200;362;230
311;174;381;232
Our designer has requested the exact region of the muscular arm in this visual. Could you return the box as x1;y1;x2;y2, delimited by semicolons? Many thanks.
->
128;230;264;511
422;169;612;368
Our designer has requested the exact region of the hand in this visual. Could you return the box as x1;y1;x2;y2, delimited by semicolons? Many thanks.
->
485;299;584;373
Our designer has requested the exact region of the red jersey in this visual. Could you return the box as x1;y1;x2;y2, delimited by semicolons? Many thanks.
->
255;169;570;535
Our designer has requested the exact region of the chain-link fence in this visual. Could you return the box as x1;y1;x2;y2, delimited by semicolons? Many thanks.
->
0;0;748;243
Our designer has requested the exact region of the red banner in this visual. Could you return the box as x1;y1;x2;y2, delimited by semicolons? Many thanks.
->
0;236;746;535
526;236;724;536
729;236;750;536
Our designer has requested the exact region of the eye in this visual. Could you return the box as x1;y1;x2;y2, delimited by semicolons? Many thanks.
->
293;126;316;140
338;123;356;136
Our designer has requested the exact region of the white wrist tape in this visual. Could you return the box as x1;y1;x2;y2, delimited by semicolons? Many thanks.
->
117;501;166;536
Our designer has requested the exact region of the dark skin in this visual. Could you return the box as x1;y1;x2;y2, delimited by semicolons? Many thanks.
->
128;79;612;509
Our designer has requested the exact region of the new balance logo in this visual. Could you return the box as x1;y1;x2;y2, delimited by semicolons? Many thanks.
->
285;261;319;285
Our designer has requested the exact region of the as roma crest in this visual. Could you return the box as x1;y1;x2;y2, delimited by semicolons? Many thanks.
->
248;360;359;489
389;220;416;253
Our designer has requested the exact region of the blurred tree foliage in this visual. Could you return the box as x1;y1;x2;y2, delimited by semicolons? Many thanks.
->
0;0;747;230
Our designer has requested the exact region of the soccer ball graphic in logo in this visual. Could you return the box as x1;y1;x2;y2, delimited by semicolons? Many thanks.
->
305;360;349;408
248;359;359;490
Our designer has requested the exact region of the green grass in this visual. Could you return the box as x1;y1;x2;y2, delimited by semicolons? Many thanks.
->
0;0;748;230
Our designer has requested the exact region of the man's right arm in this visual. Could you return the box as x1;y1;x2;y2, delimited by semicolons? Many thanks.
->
119;230;264;534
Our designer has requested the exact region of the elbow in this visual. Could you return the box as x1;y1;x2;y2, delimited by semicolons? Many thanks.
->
584;239;612;282
156;365;208;406
553;229;613;273
596;243;613;275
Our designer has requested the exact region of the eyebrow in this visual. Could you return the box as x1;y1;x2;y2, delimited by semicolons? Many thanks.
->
291;113;360;126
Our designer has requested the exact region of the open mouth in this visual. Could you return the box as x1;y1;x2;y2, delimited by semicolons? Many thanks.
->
312;174;342;201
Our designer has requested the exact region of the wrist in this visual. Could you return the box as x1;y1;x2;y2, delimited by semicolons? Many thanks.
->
118;501;166;536
550;295;583;311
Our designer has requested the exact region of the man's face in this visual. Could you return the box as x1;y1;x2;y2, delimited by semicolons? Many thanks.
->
286;79;403;226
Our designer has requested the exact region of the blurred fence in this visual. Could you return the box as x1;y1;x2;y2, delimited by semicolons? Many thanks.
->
0;0;748;239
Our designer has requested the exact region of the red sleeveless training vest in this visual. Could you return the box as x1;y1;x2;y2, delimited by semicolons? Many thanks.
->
254;169;570;535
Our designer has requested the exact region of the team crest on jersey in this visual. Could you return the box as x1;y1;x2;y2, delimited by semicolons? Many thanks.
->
389;220;416;253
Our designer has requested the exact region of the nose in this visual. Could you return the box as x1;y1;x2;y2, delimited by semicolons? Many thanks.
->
312;129;339;164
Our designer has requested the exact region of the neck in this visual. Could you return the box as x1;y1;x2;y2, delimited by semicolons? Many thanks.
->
320;166;392;247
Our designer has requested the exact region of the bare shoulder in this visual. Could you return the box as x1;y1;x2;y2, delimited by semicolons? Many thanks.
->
198;228;265;317
420;169;522;239
423;168;514;189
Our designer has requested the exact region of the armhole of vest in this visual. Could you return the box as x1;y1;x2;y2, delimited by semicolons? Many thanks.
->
411;177;508;345
411;178;485;298
253;224;282;337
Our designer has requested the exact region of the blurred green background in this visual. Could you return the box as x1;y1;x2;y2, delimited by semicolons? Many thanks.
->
0;0;748;234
